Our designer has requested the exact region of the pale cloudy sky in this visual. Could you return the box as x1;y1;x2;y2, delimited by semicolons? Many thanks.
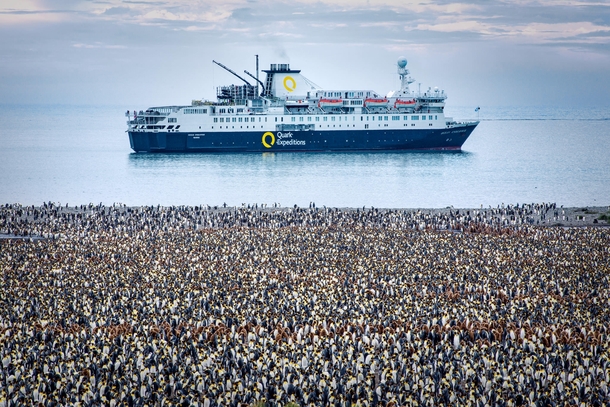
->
1;0;609;108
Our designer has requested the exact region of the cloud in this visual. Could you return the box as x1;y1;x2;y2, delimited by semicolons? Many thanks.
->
3;1;609;52
0;0;76;25
72;42;127;49
1;1;608;59
102;7;134;16
1;0;609;107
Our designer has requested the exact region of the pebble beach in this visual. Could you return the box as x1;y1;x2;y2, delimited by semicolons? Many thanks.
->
1;202;609;406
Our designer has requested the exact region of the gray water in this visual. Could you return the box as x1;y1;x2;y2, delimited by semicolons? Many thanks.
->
1;104;609;208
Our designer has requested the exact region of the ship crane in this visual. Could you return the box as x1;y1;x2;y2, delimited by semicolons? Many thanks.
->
212;60;253;88
244;70;266;97
213;60;257;101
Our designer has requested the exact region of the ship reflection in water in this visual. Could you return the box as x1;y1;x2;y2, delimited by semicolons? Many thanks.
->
127;150;472;170
126;150;474;208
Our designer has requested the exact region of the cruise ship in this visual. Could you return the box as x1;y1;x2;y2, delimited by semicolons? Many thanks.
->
126;57;478;152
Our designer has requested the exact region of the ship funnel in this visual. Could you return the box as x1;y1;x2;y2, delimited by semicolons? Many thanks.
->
263;63;319;98
269;63;291;72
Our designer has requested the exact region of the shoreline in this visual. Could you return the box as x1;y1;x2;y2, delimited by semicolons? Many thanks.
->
1;203;609;240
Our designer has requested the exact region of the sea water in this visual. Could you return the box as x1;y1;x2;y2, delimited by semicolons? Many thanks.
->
1;104;609;208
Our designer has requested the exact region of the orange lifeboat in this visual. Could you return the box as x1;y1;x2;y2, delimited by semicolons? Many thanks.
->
364;98;389;107
394;99;417;109
318;98;343;108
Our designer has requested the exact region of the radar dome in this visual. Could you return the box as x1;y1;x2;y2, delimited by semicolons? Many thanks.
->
397;57;408;68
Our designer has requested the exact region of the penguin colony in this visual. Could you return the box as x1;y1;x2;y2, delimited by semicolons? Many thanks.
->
1;202;609;407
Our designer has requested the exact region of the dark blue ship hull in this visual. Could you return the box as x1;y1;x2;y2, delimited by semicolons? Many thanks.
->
129;124;477;153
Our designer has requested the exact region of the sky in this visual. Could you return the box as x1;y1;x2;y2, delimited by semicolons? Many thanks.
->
1;0;610;108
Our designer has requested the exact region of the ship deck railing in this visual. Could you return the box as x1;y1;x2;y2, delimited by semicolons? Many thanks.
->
446;120;479;127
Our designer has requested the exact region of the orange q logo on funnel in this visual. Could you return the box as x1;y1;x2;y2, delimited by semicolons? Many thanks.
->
283;76;296;92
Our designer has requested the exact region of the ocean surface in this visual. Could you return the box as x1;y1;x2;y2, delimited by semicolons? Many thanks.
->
1;104;609;208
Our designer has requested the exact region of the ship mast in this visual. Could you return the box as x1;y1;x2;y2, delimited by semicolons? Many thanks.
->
397;57;415;95
256;55;259;97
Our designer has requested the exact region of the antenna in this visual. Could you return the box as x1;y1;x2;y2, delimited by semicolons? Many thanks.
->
256;55;259;97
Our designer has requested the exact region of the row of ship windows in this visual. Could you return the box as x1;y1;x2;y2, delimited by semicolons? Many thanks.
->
323;91;372;98
211;123;437;129
185;108;252;114
214;117;258;123
212;115;438;123
183;108;208;114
